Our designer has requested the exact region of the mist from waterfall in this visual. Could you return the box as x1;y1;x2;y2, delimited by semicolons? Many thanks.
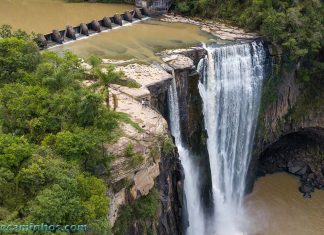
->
198;41;266;235
168;76;206;235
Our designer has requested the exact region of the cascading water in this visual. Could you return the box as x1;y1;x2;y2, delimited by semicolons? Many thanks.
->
168;76;206;235
198;41;266;235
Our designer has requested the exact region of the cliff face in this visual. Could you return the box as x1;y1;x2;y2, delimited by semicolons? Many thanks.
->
108;47;210;235
155;148;184;235
158;48;214;216
101;63;184;235
249;43;324;197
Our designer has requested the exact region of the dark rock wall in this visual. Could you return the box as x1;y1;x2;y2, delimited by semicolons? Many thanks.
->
147;78;172;118
257;129;324;197
248;42;324;195
123;149;184;235
155;149;184;235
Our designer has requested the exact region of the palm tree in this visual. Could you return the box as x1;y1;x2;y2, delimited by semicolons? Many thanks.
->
88;56;124;110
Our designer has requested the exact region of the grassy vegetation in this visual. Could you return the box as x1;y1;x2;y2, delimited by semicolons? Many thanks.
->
159;135;175;154
113;187;160;235
124;143;144;167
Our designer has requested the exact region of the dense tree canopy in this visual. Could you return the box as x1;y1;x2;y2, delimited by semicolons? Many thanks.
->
175;0;324;72
0;27;135;234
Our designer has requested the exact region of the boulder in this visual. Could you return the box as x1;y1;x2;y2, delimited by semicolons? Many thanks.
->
299;183;314;194
287;161;306;174
36;34;47;48
134;8;143;19
65;26;76;40
124;11;133;23
141;7;149;16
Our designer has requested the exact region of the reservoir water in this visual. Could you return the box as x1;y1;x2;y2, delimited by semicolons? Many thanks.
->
50;20;212;62
0;0;133;34
0;0;213;62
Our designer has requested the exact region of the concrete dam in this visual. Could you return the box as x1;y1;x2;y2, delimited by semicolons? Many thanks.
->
39;7;149;49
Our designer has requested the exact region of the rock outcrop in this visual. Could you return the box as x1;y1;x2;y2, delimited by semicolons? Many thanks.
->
98;62;184;235
248;44;324;196
159;48;214;215
161;14;259;41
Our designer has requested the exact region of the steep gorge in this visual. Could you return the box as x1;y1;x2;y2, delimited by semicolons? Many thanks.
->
249;44;324;197
152;40;323;234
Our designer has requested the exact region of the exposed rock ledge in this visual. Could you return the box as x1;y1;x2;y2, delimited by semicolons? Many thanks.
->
161;14;259;41
102;47;205;234
106;64;171;225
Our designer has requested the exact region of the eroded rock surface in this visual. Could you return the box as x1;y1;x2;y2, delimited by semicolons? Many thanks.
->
248;46;324;197
162;14;259;41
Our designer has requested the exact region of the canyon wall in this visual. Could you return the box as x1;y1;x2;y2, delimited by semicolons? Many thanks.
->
249;42;324;197
103;63;184;235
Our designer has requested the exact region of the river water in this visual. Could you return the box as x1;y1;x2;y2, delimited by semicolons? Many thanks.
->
51;20;212;62
0;0;133;34
0;0;213;62
1;1;323;234
246;173;324;235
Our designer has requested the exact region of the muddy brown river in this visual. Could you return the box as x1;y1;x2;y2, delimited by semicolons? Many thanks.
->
0;0;133;34
50;19;213;62
0;0;214;62
1;1;323;234
245;173;324;235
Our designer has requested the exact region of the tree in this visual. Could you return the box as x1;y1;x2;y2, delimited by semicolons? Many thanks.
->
0;84;52;141
0;134;34;169
90;62;124;109
53;128;101;161
36;51;83;91
0;37;40;85
78;93;102;126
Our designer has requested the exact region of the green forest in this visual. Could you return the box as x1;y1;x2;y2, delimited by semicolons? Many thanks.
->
175;0;323;78
0;26;143;234
0;0;323;234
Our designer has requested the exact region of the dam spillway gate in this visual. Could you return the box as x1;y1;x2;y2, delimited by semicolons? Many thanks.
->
38;7;149;49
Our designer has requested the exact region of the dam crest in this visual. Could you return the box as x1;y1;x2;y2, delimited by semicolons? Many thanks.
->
38;7;149;49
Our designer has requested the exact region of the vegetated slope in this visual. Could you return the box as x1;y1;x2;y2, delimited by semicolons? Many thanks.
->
175;0;323;78
0;26;139;235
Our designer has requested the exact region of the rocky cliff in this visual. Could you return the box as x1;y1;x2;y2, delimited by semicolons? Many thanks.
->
103;46;213;235
158;48;214;217
249;43;324;197
90;62;185;235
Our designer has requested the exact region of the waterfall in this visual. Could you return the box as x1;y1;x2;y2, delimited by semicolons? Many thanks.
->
198;41;266;235
168;75;206;235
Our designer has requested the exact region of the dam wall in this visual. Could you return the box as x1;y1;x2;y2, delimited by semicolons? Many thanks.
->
38;7;149;49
